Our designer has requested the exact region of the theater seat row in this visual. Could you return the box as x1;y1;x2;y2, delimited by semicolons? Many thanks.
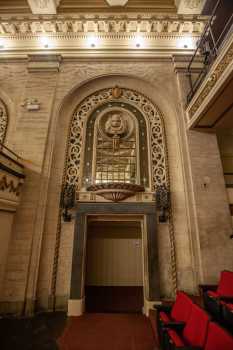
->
202;270;233;329
155;291;233;350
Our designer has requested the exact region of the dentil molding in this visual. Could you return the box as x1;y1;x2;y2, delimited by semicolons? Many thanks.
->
0;14;207;57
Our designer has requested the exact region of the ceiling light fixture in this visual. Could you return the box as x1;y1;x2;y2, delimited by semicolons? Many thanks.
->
87;35;99;48
177;36;194;49
0;38;5;49
40;36;50;48
134;35;144;49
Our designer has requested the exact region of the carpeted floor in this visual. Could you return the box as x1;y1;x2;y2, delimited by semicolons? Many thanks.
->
59;313;158;350
0;312;67;350
85;286;144;313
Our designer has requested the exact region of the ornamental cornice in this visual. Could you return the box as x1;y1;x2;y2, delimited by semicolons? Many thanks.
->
0;15;206;36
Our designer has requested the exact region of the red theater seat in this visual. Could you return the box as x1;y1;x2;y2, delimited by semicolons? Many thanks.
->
154;291;193;347
164;303;210;350
204;322;233;350
203;271;233;320
221;301;233;329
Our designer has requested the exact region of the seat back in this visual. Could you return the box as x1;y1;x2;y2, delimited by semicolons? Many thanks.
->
217;270;233;297
205;322;233;350
183;304;209;347
170;291;193;322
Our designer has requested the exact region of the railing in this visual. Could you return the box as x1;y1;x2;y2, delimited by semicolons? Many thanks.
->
187;0;233;104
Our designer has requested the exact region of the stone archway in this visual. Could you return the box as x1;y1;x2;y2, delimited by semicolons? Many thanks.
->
37;75;182;314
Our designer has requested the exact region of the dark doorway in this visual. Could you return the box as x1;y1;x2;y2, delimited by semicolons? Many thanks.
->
85;220;144;313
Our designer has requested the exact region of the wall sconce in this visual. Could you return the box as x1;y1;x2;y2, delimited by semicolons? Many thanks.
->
203;176;210;188
21;98;41;111
156;184;170;223
60;184;76;222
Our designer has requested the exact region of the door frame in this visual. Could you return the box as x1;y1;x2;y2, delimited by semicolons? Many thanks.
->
68;202;160;316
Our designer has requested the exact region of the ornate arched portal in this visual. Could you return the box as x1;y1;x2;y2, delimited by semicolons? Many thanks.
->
51;85;177;315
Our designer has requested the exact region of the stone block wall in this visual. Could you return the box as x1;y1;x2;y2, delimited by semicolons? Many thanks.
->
0;55;232;314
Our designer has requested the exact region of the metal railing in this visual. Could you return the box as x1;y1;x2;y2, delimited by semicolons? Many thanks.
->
187;0;233;104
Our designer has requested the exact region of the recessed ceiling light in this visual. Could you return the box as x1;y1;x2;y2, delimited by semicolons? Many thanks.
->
0;38;5;49
40;36;50;48
87;35;99;48
134;34;144;48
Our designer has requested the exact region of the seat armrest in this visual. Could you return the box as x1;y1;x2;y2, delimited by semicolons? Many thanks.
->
219;296;233;302
174;347;202;350
163;321;185;331
199;284;218;297
153;304;172;313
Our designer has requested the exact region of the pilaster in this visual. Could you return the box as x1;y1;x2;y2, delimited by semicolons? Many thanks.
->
1;54;61;314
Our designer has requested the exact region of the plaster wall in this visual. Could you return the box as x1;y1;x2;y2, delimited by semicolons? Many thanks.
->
175;66;233;283
0;56;231;314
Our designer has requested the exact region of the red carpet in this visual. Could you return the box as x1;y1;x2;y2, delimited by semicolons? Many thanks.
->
58;313;158;350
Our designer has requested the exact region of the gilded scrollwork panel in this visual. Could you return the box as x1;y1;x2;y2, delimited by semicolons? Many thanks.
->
65;87;168;192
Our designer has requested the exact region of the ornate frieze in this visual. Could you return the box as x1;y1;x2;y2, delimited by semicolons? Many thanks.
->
0;15;206;57
0;175;23;197
0;147;25;207
0;15;205;35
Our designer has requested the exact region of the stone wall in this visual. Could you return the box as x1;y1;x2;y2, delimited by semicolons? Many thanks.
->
0;55;231;314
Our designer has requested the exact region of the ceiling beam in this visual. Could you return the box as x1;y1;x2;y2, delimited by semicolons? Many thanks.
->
27;0;61;15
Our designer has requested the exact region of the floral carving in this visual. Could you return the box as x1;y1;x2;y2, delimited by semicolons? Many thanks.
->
0;100;8;144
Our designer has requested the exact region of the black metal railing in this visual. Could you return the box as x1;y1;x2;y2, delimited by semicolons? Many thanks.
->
187;0;233;104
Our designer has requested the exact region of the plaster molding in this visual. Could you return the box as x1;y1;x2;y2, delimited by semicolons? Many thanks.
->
0;15;206;57
0;15;206;36
27;0;59;15
0;173;24;206
176;0;207;14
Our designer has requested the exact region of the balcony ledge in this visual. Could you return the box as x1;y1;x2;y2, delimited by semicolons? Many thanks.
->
186;30;233;130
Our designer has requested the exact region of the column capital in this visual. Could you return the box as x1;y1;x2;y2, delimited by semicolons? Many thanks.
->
175;0;207;14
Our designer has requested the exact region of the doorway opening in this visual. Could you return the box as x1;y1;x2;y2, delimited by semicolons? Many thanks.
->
85;220;144;313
